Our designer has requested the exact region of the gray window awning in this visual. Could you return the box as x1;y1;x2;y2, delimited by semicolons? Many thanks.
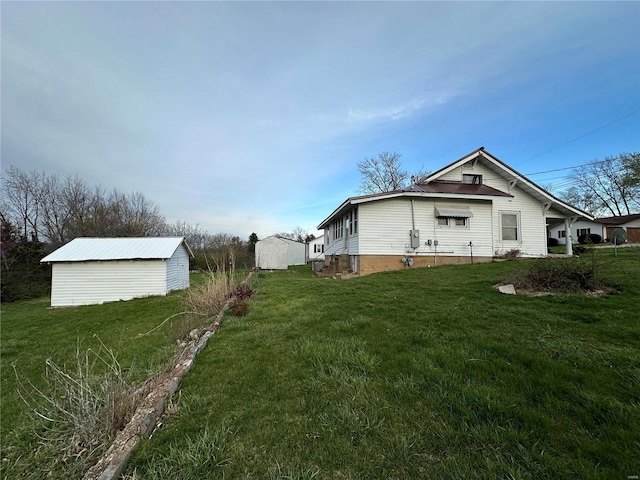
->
435;207;474;218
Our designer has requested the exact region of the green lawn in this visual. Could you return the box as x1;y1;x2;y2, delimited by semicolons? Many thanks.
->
0;287;199;478
126;250;639;479
2;253;639;479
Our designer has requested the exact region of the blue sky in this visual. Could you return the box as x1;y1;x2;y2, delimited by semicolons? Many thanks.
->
2;1;639;239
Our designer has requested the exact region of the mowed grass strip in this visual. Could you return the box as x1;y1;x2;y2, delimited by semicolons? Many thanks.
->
125;250;640;479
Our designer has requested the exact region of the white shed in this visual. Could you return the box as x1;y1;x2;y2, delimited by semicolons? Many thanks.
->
41;237;194;307
255;236;306;270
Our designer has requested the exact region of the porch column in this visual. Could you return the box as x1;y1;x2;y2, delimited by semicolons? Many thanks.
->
564;218;573;255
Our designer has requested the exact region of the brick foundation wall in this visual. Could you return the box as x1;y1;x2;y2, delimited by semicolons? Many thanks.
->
358;254;492;276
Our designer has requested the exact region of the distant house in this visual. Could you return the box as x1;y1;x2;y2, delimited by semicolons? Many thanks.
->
317;147;593;276
598;214;640;243
548;214;640;244
548;219;604;245
41;237;193;307
306;236;325;262
255;236;306;270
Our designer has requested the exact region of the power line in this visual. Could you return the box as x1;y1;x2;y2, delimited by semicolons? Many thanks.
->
514;109;640;167
523;158;611;176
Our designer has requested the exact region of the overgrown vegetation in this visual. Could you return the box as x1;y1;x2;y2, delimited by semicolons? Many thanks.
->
13;339;140;466
507;257;601;293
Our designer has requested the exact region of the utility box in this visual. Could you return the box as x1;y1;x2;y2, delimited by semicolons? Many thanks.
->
410;229;420;248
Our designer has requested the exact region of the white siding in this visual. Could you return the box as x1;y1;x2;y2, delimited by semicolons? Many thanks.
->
359;198;494;257
166;245;190;291
256;237;288;269
50;260;167;307
492;186;546;256
438;162;549;257
308;237;325;261
324;213;357;256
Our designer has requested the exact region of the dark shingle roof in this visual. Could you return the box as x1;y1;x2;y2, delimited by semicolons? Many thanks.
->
407;180;511;197
596;213;640;225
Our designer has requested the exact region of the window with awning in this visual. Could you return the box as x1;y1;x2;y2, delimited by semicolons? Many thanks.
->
435;207;474;218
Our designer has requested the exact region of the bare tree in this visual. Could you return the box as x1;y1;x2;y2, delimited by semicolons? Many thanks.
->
357;152;407;194
564;153;640;217
357;152;430;194
1;167;44;240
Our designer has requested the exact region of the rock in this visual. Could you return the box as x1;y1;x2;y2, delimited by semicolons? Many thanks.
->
498;284;517;295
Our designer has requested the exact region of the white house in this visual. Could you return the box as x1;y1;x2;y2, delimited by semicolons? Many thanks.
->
548;214;640;244
598;214;640;243
548;219;605;245
41;237;193;307
307;236;325;262
255;236;306;270
317;147;593;276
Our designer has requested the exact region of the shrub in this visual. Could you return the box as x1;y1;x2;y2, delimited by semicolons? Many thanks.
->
578;233;602;244
547;237;559;247
184;273;235;316
509;259;599;293
229;299;248;316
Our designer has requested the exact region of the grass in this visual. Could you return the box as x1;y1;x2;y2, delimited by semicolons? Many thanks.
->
0;275;221;479
2;254;639;478
122;248;639;479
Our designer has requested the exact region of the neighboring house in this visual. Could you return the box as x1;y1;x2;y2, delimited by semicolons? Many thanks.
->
41;237;193;307
255;236;306;270
548;219;605;245
598;214;640;243
306;236;325;262
317;147;593;276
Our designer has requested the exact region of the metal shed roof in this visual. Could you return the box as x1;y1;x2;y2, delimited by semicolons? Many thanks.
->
41;237;193;263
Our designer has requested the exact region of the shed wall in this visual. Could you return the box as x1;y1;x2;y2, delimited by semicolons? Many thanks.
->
50;260;167;307
256;238;288;269
166;245;191;291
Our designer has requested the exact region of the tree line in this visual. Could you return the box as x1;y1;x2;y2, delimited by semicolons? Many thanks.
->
0;166;308;301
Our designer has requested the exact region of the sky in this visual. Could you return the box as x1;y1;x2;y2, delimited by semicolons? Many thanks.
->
2;1;639;240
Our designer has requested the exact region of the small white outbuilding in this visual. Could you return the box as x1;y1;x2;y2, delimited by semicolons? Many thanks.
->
41;237;193;307
255;236;306;270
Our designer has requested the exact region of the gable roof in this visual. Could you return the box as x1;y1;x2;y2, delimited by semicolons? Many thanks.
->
41;237;194;263
318;147;593;229
423;147;593;219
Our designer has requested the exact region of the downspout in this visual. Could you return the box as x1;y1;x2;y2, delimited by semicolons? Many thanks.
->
411;199;416;230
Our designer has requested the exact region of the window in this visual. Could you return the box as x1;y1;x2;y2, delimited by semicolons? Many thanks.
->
463;174;483;185
558;230;566;238
501;213;519;241
578;228;591;236
437;216;468;228
333;217;344;240
314;244;324;253
349;208;358;235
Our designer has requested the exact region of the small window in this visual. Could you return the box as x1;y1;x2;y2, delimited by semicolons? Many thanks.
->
501;213;519;241
437;216;468;228
558;230;566;238
463;174;483;185
333;218;344;240
349;209;358;235
578;228;591;236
